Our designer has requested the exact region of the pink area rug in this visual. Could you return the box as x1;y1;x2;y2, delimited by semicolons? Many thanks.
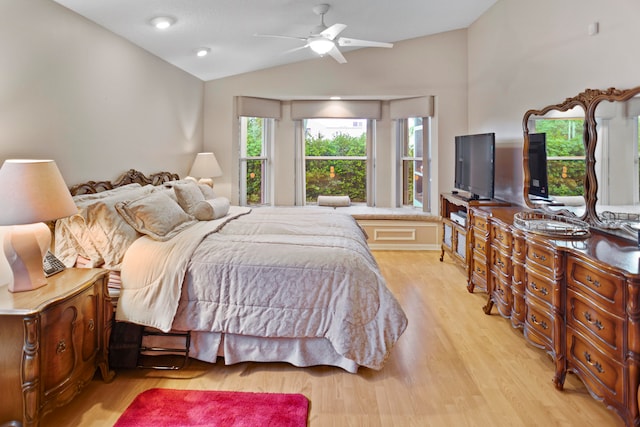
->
114;388;309;427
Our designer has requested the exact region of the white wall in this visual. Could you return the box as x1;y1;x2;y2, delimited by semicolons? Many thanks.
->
468;0;640;203
0;0;205;185
0;0;205;286
204;30;469;208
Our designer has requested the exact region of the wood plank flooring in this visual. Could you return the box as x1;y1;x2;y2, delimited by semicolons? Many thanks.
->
41;251;623;426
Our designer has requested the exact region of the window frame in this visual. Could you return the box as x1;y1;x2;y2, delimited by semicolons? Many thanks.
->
239;116;274;206
296;118;374;206
395;116;432;213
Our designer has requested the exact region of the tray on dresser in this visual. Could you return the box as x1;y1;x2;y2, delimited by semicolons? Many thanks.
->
513;211;590;239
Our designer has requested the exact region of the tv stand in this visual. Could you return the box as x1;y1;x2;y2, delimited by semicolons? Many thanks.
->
439;193;510;281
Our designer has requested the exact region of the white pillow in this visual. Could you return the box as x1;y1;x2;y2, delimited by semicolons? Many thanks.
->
192;197;230;221
317;195;351;207
116;191;196;241
173;181;205;213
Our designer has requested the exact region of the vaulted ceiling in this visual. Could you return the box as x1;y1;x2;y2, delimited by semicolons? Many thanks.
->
53;0;497;81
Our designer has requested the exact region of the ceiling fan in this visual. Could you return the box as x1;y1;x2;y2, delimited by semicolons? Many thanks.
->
256;3;393;64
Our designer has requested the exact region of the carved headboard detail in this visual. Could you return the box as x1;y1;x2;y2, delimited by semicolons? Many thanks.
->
69;169;179;196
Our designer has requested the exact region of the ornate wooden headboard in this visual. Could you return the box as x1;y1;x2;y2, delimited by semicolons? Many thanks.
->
68;169;179;196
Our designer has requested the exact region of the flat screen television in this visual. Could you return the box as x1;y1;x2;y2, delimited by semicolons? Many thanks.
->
454;132;495;200
527;133;549;200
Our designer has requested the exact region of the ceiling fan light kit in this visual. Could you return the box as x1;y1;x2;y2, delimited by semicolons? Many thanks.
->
255;3;393;64
309;38;335;54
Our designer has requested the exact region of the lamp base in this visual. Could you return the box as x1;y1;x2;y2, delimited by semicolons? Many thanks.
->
3;223;50;292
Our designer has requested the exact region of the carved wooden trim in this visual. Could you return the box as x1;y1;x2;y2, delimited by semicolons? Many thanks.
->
68;169;179;195
522;85;640;227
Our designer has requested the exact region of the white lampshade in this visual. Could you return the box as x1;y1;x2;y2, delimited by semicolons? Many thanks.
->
309;38;335;55
189;152;223;180
0;159;77;225
0;159;77;292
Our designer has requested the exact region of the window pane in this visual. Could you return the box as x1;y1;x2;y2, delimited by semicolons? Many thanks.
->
246;159;265;205
403;160;423;206
246;117;263;156
305;159;366;203
305;118;367;203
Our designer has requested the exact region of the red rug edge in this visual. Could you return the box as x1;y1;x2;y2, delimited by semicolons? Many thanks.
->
114;388;309;427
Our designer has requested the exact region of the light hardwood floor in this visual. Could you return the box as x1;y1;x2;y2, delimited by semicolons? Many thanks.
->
42;251;623;426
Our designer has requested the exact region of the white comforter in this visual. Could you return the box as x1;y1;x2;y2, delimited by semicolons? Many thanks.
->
117;207;407;370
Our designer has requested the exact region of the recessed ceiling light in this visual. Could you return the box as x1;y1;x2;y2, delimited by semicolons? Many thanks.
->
196;47;211;57
149;16;176;30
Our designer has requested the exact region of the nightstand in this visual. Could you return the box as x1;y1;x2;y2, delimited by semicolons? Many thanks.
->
0;268;114;427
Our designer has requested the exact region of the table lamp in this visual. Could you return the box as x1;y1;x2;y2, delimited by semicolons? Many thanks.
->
188;152;223;187
0;159;77;292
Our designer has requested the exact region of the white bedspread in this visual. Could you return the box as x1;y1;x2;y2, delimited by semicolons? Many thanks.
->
117;207;407;370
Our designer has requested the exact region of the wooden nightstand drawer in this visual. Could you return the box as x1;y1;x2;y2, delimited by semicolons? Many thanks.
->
41;285;99;397
0;268;113;426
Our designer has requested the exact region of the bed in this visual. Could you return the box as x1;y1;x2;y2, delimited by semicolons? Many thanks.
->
55;170;408;373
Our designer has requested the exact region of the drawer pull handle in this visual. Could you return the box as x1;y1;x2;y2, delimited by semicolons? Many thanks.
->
583;352;604;374
533;252;547;261
585;275;601;287
496;260;505;268
530;282;549;296
530;314;548;330
56;339;67;354
88;319;95;331
496;233;503;241
583;312;604;331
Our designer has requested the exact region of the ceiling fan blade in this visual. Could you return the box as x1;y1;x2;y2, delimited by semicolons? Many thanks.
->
320;23;347;40
327;45;347;64
338;37;393;48
254;33;307;42
282;44;310;55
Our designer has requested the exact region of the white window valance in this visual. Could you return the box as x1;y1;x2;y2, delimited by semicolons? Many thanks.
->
236;96;281;119
389;96;434;119
290;100;381;120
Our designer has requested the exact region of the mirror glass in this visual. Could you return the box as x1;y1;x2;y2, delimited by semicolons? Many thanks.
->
593;95;640;215
523;105;587;217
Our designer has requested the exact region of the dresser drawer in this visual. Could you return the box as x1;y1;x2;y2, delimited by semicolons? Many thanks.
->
491;272;512;316
566;256;624;314
526;242;557;272
567;289;624;358
512;231;526;262
525;268;559;307
567;331;624;402
472;234;488;256
471;254;488;291
491;224;512;250
491;245;511;278
525;298;554;349
472;215;488;233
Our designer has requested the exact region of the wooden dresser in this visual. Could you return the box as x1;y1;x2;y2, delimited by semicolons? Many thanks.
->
439;193;510;280
468;205;640;427
0;268;114;427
